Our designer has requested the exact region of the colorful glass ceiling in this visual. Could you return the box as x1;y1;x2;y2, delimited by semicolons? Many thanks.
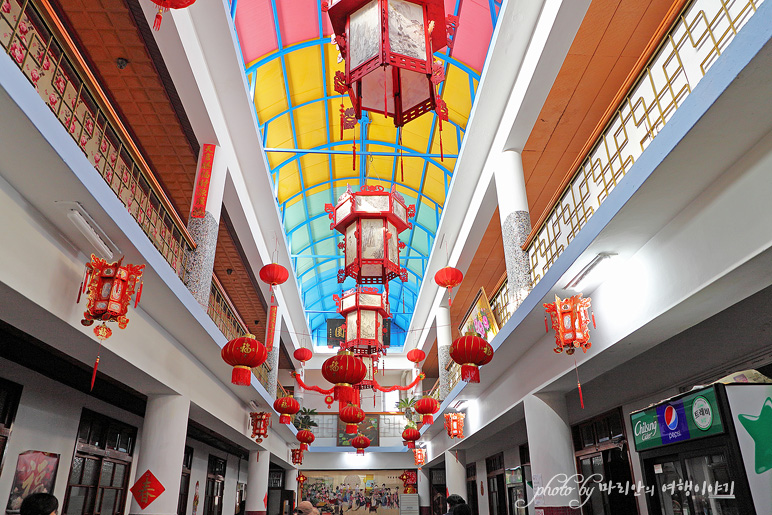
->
234;0;500;349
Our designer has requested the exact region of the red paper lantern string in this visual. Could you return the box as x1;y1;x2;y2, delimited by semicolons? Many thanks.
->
291;372;334;396
371;373;424;393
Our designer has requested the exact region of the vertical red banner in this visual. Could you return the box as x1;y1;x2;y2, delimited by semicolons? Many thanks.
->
266;304;278;352
190;144;216;219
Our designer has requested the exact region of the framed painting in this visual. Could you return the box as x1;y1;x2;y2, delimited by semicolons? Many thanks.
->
337;414;379;447
5;451;60;514
458;288;499;342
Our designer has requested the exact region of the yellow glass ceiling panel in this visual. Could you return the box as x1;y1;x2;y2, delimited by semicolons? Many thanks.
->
277;160;302;205
253;58;288;122
285;46;325;107
300;154;330;188
265;113;294;163
424;164;446;206
294;102;328;150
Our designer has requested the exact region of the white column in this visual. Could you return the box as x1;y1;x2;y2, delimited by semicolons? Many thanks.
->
294;368;305;408
493;150;532;309
444;451;466;502
129;395;190;515
475;460;489;515
417;468;431;515
186;144;229;307
436;306;453;400
284;469;298;508
523;393;579;510
246;451;270;515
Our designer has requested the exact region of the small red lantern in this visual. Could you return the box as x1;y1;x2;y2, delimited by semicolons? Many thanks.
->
325;185;413;285
274;396;300;424
340;404;366;434
250;412;270;443
322;351;368;404
444;412;465;439
413;448;426;467
297;471;308;488
398;471;417;494
351;434;370;455
294;347;313;363
221;334;267;385
291;449;304;465
402;426;420;449
434;266;463;307
414;396;439;425
79;255;145;331
327;0;450;128
450;334;493;383
149;0;196;30
406;348;425;366
325;395;335;409
296;429;315;451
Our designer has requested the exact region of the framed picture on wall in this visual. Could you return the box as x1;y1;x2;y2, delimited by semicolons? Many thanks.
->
458;288;499;342
337;415;379;447
5;450;60;514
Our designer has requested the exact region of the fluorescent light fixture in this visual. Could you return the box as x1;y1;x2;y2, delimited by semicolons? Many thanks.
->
452;400;468;410
564;252;617;290
67;209;114;259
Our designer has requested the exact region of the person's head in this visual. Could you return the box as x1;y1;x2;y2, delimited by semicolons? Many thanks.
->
451;504;471;515
446;494;465;509
20;494;58;515
295;501;319;515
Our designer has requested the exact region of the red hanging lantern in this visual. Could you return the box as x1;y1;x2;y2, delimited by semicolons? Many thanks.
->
259;263;289;287
434;266;463;307
544;294;594;409
414;396;439;425
291;449;304;465
444;412;465;439
297;471;308;488
79;255;145;331
296;429;316;451
322;351;368;404
149;0;196;30
398;471;417;494
274;396;300;424
351;434;370;455
402;426;420;449
406;348;425;366
327;0;450;127
249;412;270;443
450;334;493;383
413;448;426;467
221;334;267;385
294;347;313;363
325;185;413;285
325;395;335;409
340;404;366;434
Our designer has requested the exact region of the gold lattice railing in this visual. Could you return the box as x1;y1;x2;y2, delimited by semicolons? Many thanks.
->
0;0;195;280
524;0;764;284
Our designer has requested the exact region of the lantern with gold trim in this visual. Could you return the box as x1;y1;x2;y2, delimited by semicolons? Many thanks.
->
321;350;368;404
149;0;196;30
444;412;465;439
449;333;493;383
274;396;300;424
291;449;304;466
414;396;439;425
398;471;417;494
402;426;420;449
340;404;366;434
249;412;270;443
434;266;463;307
222;334;267;385
297;471;308;490
351;434;370;456
413;448;426;467
79;255;145;332
296;430;316;451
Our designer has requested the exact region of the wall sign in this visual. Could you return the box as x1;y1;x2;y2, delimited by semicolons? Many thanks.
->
5;451;60;513
190;144;216;219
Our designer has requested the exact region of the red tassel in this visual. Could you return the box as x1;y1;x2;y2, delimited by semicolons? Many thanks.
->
592;311;596;329
346;423;357;434
300;443;308;451
405;441;415;449
357;449;365;456
135;280;143;308
461;364;480;383
90;355;99;391
384;67;389;118
153;8;164;31
352;142;356;171
438;118;444;162
578;381;584;409
231;366;252;386
334;384;356;405
77;282;83;304
545;315;549;333
280;414;291;424
340;104;345;140
422;414;434;425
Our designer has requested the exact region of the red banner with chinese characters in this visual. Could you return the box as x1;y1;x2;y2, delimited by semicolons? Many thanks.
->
190;144;216;218
266;304;277;352
5;451;60;513
130;470;166;509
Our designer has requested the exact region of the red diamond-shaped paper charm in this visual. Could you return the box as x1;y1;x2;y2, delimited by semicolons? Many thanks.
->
130;470;165;510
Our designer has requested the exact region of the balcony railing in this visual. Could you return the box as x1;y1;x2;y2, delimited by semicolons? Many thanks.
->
489;274;513;328
308;413;408;441
1;0;196;280
524;0;764;284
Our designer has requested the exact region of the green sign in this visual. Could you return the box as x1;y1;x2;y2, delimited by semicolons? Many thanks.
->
631;386;724;451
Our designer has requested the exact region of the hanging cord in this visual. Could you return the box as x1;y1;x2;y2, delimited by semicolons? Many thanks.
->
573;353;584;409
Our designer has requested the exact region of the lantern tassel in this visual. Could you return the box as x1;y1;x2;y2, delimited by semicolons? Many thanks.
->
460;364;480;383
422;414;434;425
231;366;252;386
90;354;100;391
545;315;549;333
153;7;165;31
345;423;357;434
340;104;345;140
591;310;596;329
384;67;389;118
280;414;291;424
448;287;453;307
574;354;584;409
334;384;357;405
357;449;365;456
300;443;308;451
405;441;415;449
438;117;444;162
352;142;356;171
135;280;143;308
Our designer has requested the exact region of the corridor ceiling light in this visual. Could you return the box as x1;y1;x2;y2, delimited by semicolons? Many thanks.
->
61;202;118;260
564;252;617;291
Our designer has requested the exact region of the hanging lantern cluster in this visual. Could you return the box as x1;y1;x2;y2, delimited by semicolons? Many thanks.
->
398;471;417;494
413;448;426;467
149;0;196;31
414;396;439;425
444;412;465;439
351;434;371;455
544;294;596;409
325;0;453;128
450;333;493;383
291;448;304;466
274;396;300;424
221;334;267;385
297;429;316;451
402;426;420;449
340;404;366;434
434;266;463;307
250;412;270;443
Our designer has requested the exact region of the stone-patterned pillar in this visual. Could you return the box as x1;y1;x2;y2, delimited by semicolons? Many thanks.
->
264;308;282;398
186;144;228;307
524;393;580;514
493;150;532;310
129;395;190;515
436;305;453;400
246;451;270;515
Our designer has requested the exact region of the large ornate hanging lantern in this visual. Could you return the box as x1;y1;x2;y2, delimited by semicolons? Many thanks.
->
434;266;463;307
333;286;390;355
249;412;270;443
291;449;304;466
340;404;366;434
444;412;465;439
351;434;371;455
296;430;316;451
78;255;145;334
450;334;493;383
274;396;300;424
325;185;413;285
321;351;368;404
221;334;267;385
402;426;420;449
149;0;196;30
414;396;439;425
326;0;451;127
413;448;426;467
